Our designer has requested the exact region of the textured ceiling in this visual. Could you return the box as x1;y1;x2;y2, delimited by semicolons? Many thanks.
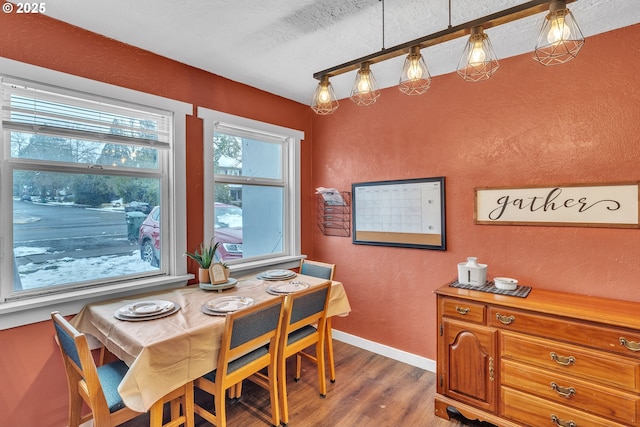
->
40;0;640;105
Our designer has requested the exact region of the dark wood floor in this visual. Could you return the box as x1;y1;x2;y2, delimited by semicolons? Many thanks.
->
120;340;470;427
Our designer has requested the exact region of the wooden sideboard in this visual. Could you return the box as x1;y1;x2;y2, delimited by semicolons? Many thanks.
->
435;283;640;427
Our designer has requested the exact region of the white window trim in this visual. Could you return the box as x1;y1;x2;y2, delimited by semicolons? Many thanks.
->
0;57;193;330
197;107;304;274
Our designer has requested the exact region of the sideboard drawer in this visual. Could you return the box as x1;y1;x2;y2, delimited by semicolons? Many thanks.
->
502;387;631;427
501;359;639;425
441;298;485;324
489;305;640;357
501;331;640;392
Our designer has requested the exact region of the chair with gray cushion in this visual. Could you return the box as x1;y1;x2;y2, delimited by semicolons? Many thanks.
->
299;259;338;383
300;259;335;282
52;311;142;427
194;296;285;427
277;281;331;426
51;311;194;427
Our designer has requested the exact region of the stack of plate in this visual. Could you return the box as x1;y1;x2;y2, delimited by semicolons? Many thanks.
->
201;296;255;316
199;277;238;292
266;281;309;295
115;300;179;321
257;269;297;281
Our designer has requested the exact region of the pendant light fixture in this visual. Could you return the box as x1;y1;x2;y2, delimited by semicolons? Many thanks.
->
456;26;500;82
533;0;584;66
350;62;381;106
399;46;432;95
310;1;582;114
311;75;339;115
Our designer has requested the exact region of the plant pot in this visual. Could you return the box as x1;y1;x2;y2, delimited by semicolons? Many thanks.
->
198;267;210;284
224;267;230;280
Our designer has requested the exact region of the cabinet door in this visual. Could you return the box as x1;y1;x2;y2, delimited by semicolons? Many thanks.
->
440;318;498;413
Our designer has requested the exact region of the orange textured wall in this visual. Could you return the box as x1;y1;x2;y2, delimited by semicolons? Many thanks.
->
0;12;313;427
311;24;640;360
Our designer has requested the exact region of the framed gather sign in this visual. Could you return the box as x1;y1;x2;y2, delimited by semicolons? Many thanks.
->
475;182;640;228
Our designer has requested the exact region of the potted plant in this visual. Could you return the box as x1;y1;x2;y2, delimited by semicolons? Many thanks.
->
185;239;220;283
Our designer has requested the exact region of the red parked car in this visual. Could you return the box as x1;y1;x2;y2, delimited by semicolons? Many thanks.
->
139;203;243;266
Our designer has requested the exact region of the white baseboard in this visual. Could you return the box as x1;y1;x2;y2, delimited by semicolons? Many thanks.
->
332;329;436;373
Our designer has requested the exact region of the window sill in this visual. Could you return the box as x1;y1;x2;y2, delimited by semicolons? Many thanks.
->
2;255;305;330
0;274;193;330
228;255;305;277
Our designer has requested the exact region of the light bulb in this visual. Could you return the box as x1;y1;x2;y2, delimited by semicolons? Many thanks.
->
547;16;571;44
407;58;423;80
312;76;338;114
469;41;486;66
357;74;372;93
318;86;330;104
350;62;379;105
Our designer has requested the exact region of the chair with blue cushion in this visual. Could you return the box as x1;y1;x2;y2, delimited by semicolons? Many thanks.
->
299;259;338;383
193;296;285;427
51;311;194;427
300;259;335;282
277;281;331;426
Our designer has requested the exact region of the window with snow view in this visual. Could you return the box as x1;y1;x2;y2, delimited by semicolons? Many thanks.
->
1;71;187;305
198;108;304;268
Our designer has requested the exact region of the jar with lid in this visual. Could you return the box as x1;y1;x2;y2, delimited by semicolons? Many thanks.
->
457;256;487;286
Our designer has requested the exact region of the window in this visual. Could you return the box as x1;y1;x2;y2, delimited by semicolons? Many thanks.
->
198;108;303;272
0;58;191;328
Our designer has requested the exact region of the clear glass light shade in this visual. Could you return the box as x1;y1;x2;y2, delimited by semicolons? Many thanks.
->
350;62;381;106
311;76;339;115
457;27;500;82
399;47;432;95
533;1;584;66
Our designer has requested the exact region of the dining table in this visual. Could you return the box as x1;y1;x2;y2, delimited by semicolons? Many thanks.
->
69;272;351;413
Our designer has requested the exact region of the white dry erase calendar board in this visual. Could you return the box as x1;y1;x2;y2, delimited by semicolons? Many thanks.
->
352;177;446;250
475;183;640;228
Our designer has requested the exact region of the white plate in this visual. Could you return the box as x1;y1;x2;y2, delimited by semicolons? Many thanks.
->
262;269;296;277
206;296;254;313
115;303;180;321
200;305;228;316
118;300;174;317
199;278;238;291
263;269;292;277
267;281;309;294
257;270;297;281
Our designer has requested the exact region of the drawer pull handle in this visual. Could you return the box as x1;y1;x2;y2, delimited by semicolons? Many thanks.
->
550;415;576;427
619;337;640;352
550;382;576;398
550;352;575;366
455;306;470;315
496;313;515;325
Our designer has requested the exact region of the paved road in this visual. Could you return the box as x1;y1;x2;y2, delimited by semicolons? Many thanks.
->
13;200;140;265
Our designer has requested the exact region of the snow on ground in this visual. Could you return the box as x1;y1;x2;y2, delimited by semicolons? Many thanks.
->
13;200;156;289
15;248;157;289
13;246;52;257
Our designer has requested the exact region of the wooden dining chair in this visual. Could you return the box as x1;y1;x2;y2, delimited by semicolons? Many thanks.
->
51;311;194;427
193;296;285;427
277;281;331;426
149;382;195;427
298;259;338;383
